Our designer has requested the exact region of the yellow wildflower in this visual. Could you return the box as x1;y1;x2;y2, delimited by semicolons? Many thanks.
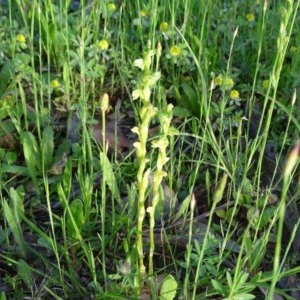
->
16;34;26;43
108;3;116;11
224;77;234;90
159;22;168;32
262;80;269;89
246;13;255;22
140;10;148;17
215;75;223;86
51;79;59;89
230;90;240;100
98;39;109;51
170;45;181;57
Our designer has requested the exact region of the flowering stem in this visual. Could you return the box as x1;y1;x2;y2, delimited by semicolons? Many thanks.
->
147;105;174;275
131;44;161;282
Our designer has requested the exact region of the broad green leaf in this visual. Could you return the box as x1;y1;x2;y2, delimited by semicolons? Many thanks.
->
248;237;266;271
22;131;41;186
3;200;25;256
100;151;120;203
160;274;177;300
174;86;194;113
172;106;191;118
17;259;33;288
257;207;276;228
0;61;14;97
181;82;199;113
5;151;17;164
213;173;228;203
0;119;16;136
42;125;54;170
62;158;72;199
172;194;191;223
226;271;233;288
211;279;225;294
57;184;69;209
9;186;25;226
13;53;30;67
67;199;84;240
1;164;28;175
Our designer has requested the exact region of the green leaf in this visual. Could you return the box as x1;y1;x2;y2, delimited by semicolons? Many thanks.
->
3;200;25;256
211;279;225;294
226;271;233;288
0;228;10;244
17;259;33;288
0;119;16;136
172;194;191;223
248;237;266;271
0;291;7;300
180;82;199;113
13;53;30;67
67;199;84;240
257;207;276;228
174;85;194;113
100;151;120;203
216;208;226;219
0;61;14;98
5;151;17;164
41;125;54;170
22;131;41;186
9;186;25;225
172;106;191;118
213;173;228;203
1;164;28;175
231;294;255;300
160;274;178;300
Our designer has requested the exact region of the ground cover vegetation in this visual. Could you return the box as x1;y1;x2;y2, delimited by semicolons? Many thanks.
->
0;0;300;299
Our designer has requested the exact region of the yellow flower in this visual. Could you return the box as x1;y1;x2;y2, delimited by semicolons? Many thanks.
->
51;79;59;89
230;90;240;100
159;22;168;32
170;45;181;57
98;39;109;51
224;77;234;90
108;3;116;11
262;80;269;89
140;10;148;17
215;75;223;86
16;34;26;43
246;13;255;22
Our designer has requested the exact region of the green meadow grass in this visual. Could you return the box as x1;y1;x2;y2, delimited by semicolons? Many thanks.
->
0;0;300;299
